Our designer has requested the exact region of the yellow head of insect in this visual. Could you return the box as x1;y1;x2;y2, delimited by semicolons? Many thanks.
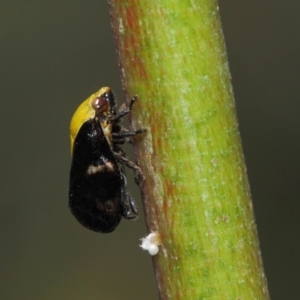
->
70;87;117;154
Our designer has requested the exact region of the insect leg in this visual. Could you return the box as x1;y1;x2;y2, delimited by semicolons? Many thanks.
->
111;125;147;145
120;188;138;220
111;95;138;123
112;128;147;138
113;151;144;185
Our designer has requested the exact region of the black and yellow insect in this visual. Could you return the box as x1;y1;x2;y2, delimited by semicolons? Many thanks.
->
69;87;146;233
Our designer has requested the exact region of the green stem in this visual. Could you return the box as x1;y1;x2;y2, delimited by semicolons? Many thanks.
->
108;1;270;299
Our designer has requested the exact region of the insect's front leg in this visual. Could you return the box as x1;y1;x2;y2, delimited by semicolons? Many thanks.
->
113;151;145;185
111;95;138;124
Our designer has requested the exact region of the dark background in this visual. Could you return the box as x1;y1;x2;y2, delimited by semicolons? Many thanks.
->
1;1;299;299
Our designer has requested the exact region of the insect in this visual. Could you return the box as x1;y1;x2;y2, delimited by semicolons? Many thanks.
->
69;87;146;233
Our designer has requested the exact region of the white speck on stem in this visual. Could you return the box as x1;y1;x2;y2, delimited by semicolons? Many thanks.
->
140;232;162;256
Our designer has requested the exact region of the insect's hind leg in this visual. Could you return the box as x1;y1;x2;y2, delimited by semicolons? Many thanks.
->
120;188;138;220
113;151;144;185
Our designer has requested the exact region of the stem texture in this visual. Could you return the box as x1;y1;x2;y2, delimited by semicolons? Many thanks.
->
108;1;270;299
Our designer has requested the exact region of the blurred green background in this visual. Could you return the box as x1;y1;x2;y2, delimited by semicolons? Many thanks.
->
0;1;299;299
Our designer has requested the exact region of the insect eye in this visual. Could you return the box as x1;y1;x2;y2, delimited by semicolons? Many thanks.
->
92;96;108;112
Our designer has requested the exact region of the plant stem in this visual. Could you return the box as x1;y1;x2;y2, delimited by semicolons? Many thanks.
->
108;0;270;299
